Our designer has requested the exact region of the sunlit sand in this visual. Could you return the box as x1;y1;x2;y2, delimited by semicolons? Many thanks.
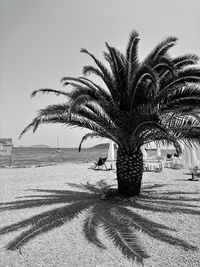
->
0;163;199;267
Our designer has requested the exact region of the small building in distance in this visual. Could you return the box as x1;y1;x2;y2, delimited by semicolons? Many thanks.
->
0;138;13;155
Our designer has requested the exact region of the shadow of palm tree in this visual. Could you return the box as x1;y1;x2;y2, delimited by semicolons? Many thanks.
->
0;181;199;264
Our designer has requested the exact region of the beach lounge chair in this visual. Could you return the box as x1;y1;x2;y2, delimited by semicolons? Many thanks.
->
163;154;183;169
163;153;174;168
188;172;199;181
143;159;162;172
91;157;108;170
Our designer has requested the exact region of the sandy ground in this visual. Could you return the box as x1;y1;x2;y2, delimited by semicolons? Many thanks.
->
0;163;200;267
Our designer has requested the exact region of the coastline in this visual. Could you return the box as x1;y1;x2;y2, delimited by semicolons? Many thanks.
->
0;162;70;169
0;147;176;169
0;147;109;169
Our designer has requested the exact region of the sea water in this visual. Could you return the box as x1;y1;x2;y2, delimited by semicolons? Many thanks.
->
0;147;175;168
0;147;109;168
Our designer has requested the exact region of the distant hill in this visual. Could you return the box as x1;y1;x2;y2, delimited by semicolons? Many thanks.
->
88;143;117;149
16;145;51;148
29;145;51;148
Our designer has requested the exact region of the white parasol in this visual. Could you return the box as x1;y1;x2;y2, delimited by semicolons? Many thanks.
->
183;143;200;169
107;140;115;169
107;141;115;161
141;145;148;159
156;144;161;157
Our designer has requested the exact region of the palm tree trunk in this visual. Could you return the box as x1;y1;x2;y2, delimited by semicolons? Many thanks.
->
116;147;143;196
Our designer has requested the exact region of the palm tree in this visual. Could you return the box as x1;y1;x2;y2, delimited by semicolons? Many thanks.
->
20;31;200;197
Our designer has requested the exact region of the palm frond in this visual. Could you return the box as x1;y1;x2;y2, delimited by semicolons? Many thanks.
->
61;76;111;100
78;132;105;152
19;122;36;139
129;64;159;112
153;56;178;78
158;115;200;145
144;36;177;64
80;48;118;100
105;42;127;97
126;30;139;61
20;104;118;144
159;68;200;94
55;88;120;133
126;31;140;90
84;102;117;128
157;84;200;110
78;77;112;100
67;94;95;118
173;54;199;69
31;88;70;98
59;83;124;132
131;121;167;144
82;65;105;78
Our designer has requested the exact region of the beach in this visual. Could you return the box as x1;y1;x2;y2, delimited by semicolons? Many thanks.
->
0;163;200;267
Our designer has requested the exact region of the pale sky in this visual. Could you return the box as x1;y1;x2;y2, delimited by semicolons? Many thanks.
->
0;0;200;148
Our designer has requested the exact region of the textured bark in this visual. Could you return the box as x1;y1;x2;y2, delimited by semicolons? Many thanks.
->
116;147;143;196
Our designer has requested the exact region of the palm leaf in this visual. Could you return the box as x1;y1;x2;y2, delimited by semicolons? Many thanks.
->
31;88;70;98
126;31;140;91
159;68;200;95
173;54;199;68
129;64;159;112
78;132;106;152
80;48;118;100
144;36;177;64
105;42;127;103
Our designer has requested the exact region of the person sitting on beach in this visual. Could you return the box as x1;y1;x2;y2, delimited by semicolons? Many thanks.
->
166;153;173;160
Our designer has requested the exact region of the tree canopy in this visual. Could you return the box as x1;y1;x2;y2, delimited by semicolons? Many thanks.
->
20;31;200;153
